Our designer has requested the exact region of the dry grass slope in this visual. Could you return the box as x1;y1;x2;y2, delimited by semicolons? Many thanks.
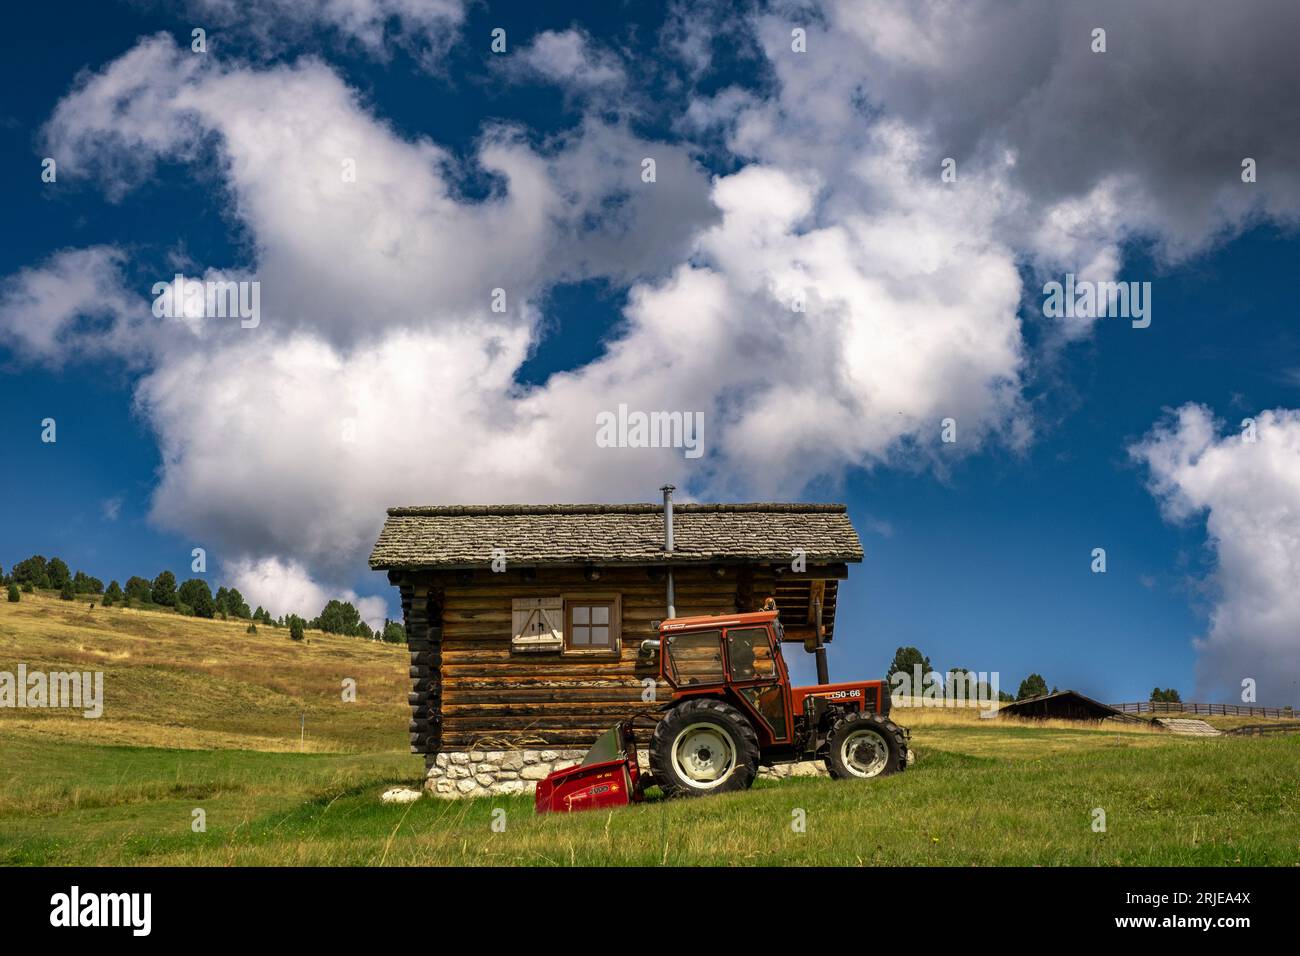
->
0;591;408;751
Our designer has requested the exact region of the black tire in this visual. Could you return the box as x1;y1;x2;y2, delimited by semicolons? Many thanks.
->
823;711;907;780
650;699;760;798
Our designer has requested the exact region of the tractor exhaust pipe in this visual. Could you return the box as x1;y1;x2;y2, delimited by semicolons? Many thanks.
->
813;597;830;685
661;484;676;620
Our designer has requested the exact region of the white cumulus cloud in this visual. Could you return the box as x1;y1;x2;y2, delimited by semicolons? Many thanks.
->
511;29;627;92
226;555;389;628
185;0;466;70
0;247;144;366
1131;405;1300;702
11;26;1035;608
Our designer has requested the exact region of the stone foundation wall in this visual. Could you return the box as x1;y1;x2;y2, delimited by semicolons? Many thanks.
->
426;749;589;798
425;749;828;798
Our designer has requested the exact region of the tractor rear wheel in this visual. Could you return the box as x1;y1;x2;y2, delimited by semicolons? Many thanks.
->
650;699;760;798
824;712;907;780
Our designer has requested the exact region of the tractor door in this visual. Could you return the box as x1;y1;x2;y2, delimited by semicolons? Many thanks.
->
724;625;792;744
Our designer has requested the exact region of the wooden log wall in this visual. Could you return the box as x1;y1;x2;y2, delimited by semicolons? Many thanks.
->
398;577;443;757
432;565;731;749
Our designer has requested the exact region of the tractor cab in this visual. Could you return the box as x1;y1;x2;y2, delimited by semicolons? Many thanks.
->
656;609;892;760
659;610;794;744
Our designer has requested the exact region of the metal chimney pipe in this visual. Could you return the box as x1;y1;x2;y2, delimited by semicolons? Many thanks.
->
661;484;675;551
813;598;830;685
661;485;676;619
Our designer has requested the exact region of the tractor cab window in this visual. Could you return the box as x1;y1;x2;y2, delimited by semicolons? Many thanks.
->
666;629;724;685
726;627;777;681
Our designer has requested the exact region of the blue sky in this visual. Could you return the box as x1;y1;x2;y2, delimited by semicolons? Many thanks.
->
2;1;1299;706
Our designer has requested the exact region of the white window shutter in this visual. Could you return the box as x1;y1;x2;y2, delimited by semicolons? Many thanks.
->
511;597;563;653
538;598;563;642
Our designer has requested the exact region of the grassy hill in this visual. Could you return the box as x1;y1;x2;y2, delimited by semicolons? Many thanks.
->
0;590;408;751
2;593;1298;865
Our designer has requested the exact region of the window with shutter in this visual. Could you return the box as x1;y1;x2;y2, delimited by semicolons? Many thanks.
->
510;597;563;653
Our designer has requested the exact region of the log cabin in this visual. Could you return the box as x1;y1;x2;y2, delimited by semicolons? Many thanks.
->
369;492;865;796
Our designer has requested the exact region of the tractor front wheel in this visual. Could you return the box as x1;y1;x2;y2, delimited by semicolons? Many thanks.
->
823;712;908;780
650;699;760;798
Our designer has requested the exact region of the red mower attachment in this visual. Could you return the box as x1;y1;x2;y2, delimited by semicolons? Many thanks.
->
534;720;644;813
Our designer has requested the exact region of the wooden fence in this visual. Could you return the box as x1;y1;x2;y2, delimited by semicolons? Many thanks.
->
1109;701;1297;719
1224;723;1300;736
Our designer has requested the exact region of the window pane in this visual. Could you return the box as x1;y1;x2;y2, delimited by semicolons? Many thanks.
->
667;630;724;684
573;606;590;625
573;626;590;644
727;627;776;680
591;626;609;645
591;606;609;625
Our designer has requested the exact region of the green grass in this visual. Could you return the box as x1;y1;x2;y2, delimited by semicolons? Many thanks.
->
0;732;417;864
2;593;1298;866
2;727;1296;865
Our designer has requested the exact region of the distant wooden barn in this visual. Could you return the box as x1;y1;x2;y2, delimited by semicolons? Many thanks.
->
370;499;864;765
998;690;1125;722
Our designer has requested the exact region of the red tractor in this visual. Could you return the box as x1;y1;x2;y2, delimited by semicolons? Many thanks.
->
536;608;908;811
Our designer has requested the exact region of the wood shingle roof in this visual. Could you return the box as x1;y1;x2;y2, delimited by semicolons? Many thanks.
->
369;503;864;570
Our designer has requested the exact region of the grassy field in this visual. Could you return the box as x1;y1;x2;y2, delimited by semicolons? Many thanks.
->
2;593;1298;866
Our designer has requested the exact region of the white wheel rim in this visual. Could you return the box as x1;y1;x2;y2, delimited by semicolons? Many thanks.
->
671;722;737;789
840;728;889;777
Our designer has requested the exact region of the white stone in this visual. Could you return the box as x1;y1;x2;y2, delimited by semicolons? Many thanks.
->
521;764;552;781
450;765;470;779
497;771;519;781
484;750;506;761
450;752;470;765
474;773;494;787
495;780;525;795
523;750;541;764
501;752;525;771
381;786;422;804
435;780;453;794
456;777;479;794
540;750;559;761
435;753;450;768
786;762;826;777
469;750;485;761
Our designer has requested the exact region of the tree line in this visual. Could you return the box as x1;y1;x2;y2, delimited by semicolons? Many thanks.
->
887;646;1179;703
887;646;1026;701
3;555;404;644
